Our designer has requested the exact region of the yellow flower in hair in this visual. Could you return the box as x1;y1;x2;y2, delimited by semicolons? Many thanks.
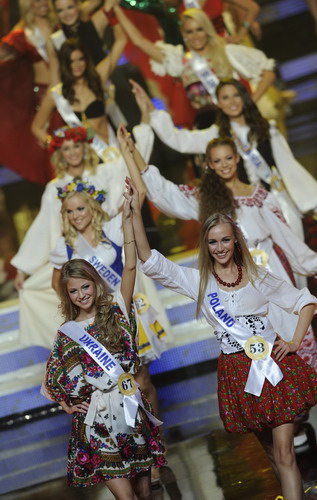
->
67;183;76;192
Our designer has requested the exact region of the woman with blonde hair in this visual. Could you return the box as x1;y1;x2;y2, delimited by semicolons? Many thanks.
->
129;181;317;500
43;182;166;498
113;5;275;127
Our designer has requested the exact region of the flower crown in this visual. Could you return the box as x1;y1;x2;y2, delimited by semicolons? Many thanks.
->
47;127;93;154
57;180;107;204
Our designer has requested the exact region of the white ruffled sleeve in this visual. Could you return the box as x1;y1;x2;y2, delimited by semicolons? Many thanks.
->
225;44;275;84
257;270;317;315
140;249;200;301
269;123;317;213
141;165;199;220
132;122;155;163
150;109;219;154
50;237;68;270
261;192;317;276
103;213;123;247
149;41;185;77
11;181;62;275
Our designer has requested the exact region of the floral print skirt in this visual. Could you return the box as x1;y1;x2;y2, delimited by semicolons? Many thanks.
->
67;407;166;487
218;351;317;433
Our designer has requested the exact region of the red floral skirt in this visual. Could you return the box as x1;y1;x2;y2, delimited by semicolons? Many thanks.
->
218;351;317;433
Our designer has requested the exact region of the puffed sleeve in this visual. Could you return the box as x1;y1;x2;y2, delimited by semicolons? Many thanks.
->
150;109;219;154
261;192;317;276
11;181;62;275
103;213;123;247
269;123;317;213
140;249;200;301
95;159;128;217
225;44;275;84
256;270;317;315
141;165;199;220
149;41;185;77
50;237;68;269
112;290;137;334
44;333;71;404
132;122;155;163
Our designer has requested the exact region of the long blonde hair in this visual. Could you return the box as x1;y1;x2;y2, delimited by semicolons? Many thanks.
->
61;191;109;249
59;259;124;352
19;0;56;29
51;143;99;178
196;213;259;315
180;8;232;79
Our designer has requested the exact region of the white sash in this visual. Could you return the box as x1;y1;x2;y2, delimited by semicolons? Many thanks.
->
188;52;219;103
60;321;162;430
184;0;201;8
76;234;121;291
207;280;283;396
50;29;66;51
25;26;48;62
50;85;121;162
231;129;274;185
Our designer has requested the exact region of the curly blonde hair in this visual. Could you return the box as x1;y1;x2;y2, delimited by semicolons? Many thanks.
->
196;213;259;315
59;259;124;352
61;191;109;249
180;8;233;80
19;0;56;29
51;143;99;178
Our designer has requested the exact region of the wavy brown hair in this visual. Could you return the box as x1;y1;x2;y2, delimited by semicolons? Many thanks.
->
59;259;123;352
61;191;109;249
196;213;259;315
59;39;104;104
199;137;237;223
215;79;270;143
51;142;99;178
180;8;232;79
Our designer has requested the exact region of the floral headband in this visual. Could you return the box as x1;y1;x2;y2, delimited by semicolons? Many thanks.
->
57;180;106;204
47;127;93;154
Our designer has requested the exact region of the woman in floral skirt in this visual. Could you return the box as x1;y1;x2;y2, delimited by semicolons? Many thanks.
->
43;179;165;498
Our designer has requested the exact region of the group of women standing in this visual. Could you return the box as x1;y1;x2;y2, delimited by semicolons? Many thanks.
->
3;1;317;498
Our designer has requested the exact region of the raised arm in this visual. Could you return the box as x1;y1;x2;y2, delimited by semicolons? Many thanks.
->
31;90;56;146
113;5;164;63
252;69;276;103
80;0;104;22
225;0;260;44
96;22;127;83
130;79;218;153
121;178;137;313
117;124;147;206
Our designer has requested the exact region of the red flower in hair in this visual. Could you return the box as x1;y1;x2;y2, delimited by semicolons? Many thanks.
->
47;127;92;154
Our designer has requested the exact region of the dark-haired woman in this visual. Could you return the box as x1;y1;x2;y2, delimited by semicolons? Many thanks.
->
31;31;127;159
131;78;317;246
137;137;317;370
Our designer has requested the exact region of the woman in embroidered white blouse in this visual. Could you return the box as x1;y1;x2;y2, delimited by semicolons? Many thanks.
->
127;180;317;500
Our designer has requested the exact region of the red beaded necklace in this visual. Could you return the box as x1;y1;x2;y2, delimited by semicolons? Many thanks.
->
213;264;243;288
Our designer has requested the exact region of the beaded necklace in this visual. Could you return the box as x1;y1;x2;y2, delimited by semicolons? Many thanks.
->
213;264;243;288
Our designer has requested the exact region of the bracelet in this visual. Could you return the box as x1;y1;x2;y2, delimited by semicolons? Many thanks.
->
124;239;136;245
102;8;119;26
242;21;251;30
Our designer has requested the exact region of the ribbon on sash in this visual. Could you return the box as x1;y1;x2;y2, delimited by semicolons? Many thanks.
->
207;280;283;396
76;234;122;292
230;129;274;185
50;85;121;162
25;26;48;62
50;29;66;51
60;321;162;433
187;52;219;103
